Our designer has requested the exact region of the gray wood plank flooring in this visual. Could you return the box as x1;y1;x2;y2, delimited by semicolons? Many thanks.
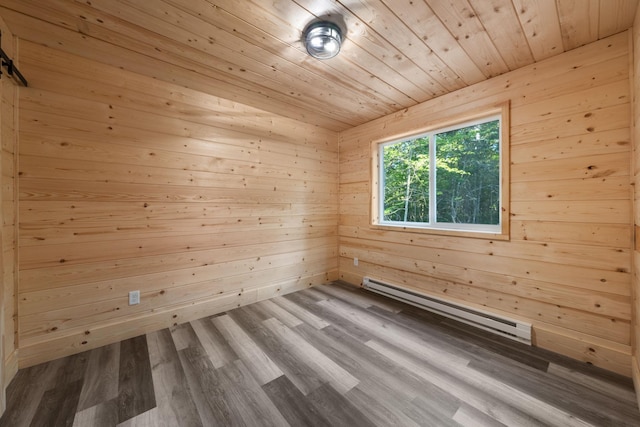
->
1;281;639;426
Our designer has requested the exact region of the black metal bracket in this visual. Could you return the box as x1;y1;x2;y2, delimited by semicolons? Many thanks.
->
0;47;27;86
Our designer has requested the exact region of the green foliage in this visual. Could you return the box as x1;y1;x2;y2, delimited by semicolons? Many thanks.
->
382;119;500;226
382;137;429;223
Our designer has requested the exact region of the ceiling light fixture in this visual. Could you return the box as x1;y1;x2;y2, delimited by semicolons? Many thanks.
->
304;21;342;60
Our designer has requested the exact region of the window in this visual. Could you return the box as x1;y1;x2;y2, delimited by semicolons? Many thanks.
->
373;104;509;238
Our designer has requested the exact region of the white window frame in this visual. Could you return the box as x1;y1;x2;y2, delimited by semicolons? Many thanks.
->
371;102;510;240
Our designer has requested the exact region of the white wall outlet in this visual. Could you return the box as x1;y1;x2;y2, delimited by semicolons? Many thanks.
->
354;257;359;266
129;290;140;305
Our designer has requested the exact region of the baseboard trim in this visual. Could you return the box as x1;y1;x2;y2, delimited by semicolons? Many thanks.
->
632;356;640;410
338;277;633;377
18;272;335;368
3;350;17;386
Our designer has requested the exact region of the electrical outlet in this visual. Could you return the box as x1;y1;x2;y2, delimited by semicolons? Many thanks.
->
354;257;359;266
129;290;140;305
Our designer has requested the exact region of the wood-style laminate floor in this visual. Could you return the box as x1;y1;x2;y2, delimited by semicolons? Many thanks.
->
1;282;639;426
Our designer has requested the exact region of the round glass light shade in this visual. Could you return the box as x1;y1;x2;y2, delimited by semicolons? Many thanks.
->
304;21;342;60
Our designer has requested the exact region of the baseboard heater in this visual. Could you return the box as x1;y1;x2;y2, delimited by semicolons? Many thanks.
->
362;277;532;345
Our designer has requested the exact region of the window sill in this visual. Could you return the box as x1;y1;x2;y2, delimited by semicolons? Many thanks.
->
370;222;510;241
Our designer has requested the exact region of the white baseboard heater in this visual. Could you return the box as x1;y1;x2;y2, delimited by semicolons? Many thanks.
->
362;277;532;345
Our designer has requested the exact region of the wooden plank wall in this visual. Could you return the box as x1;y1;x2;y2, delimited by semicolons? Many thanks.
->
0;14;18;410
632;6;640;407
339;31;633;376
14;40;339;367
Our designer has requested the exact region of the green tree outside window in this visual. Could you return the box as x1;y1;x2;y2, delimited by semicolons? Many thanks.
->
381;118;500;229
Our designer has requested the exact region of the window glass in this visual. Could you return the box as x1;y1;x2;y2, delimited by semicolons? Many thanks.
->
382;137;429;223
434;119;500;226
379;115;502;233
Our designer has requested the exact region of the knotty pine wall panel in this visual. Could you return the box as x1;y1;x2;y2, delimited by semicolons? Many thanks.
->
0;14;18;411
339;32;633;376
1;83;16;389
632;6;640;405
16;41;339;367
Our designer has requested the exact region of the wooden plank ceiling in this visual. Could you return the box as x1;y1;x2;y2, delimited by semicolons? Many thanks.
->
0;0;638;131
